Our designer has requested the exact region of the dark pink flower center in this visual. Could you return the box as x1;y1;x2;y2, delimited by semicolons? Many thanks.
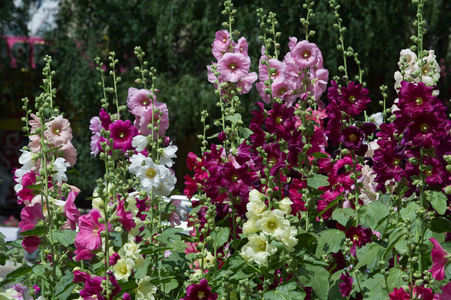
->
229;63;237;70
302;50;310;58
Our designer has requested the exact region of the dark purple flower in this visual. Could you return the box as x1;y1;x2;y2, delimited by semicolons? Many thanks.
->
181;278;218;300
397;81;440;117
339;271;353;297
389;287;410;300
99;108;112;129
109;119;139;152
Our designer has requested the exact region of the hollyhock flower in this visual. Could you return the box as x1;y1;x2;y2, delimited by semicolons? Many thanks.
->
90;133;102;156
99;108;112;129
129;153;171;194
339;272;353;297
234;37;248;56
424;157;448;187
19;203;44;232
428;238;450;281
434;282;451;299
74;209;105;260
52;157;70;183
216;52;251;83
116;200;136;232
127;88;157;117
342;225;373;256
18;149;37;170
159;145;178;167
240;233;277;265
281;226;298;252
44;115;73;147
328;80;371;117
397;81;439;117
109;119;138;152
255;209;289;241
60;141;78;166
113;258;135;281
414;50;441;86
402;110;449;148
17;170;37;206
89;116;102;134
289;40;320;68
182;279;218;300
258;58;285;83
389;287;410;300
134;101;169;137
153;166;176;197
135;276;157;300
132;135;148;152
411;286;433;300
63;190;80;230
212;30;232;60
311;68;329;104
22;236;41;253
237;71;258;94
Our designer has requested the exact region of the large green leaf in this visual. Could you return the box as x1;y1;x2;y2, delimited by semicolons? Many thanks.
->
264;282;306;300
361;273;389;299
53;230;77;247
359;201;389;230
426;190;447;215
212;227;230;248
400;201;420;221
297;265;329;300
431;217;451;233
55;272;75;300
386;268;405;291
332;208;355;226
307;174;329;189
20;225;46;237
355;243;384;270
315;229;345;256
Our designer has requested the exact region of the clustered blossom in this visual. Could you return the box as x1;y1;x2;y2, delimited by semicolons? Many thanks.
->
255;38;329;107
207;30;257;95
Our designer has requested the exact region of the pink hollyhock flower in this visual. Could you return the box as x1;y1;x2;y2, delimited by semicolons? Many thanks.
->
74;209;105;260
411;286;433;300
212;30;232;60
216;52;251;83
116;200;136;232
237;72;257;94
289;40;320;68
126;88;158;117
90;133;102;156
108;119;139;152
434;282;451;299
17;170;37;205
64;190;80;230
19;203;44;232
134;102;169;137
182;278;218;300
389;287;410;300
73;270;90;283
311;68;329;105
44;115;73;147
429;238;450;281
89;116;102;134
60;140;77;166
235;37;248;56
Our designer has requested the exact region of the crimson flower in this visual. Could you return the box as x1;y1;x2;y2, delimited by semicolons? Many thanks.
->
181;279;218;300
428;238;449;281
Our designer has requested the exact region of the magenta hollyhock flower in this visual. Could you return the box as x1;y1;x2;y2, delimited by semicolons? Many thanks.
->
402;110;448;148
397;81;439;117
339;271;353;297
73;270;90;283
109;253;120;266
411;286;434;300
78;273;121;300
424;157;448;187
108;119;138;152
341;225;373;256
216;52;251;83
17;170;37;205
328;80;371;117
74;209;105;261
134;101;169;137
182;278;218;300
99;108;112;129
22;235;41;253
126;87;158;117
429;238;450;281
19;203;44;232
434;282;451;299
64;190;81;230
116;200;136;232
389;287;410;300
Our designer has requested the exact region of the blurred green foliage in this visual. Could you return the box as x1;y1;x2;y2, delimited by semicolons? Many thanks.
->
2;0;449;203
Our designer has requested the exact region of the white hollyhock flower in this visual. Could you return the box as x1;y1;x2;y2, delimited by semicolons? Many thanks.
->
159;145;178;167
53;157;70;183
278;197;293;215
113;258;135;281
19;149;37;170
153;166;176;197
255;209;289;241
242;215;259;235
281;226;298;252
132;135;148;152
240;233;277;265
129;153;164;193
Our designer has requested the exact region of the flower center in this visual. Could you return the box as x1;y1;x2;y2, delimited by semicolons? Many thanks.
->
231;174;239;182
348;134;357;142
302;50;310;58
415;97;423;105
259;241;266;251
275;116;283;124
393;158;400;167
119;132;126;138
229;63;237;70
267;220;276;229
277;88;287;96
349;95;356;103
120;266;127;274
142;99;149;106
54;128;61;135
420;123;429;133
422;68;429;75
146;168;156;178
268;157;277;166
426;169;433;177
222;37;227;43
198;291;206;299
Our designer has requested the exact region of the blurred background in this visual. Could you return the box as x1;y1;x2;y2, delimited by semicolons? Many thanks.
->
0;0;450;219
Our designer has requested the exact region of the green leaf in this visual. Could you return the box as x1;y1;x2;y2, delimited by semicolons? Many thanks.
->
400;201;420;221
20;225;46;236
109;231;124;248
332;208;355;226
387;268;405;291
297;265;329;300
355;243;384;270
263;282;306;300
426;190;447;215
212;227;230;248
239;127;253;139
431;217;451;233
134;258;151;279
307;174;329;189
445;262;451;279
33;264;46;277
4;265;32;283
55;272;75;299
311;152;329;158
359;201;390;230
53;230;77;247
360;273;389;299
316;229;345;256
225;113;242;124
162;278;178;293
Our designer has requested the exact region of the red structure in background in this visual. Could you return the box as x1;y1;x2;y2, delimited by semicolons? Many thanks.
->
2;36;46;69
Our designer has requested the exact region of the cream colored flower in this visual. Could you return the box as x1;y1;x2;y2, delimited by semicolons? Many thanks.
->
113;258;135;281
240;233;277;265
278;197;293;215
242;216;259;235
281;226;298;252
255;209;289;241
136;276;157;300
